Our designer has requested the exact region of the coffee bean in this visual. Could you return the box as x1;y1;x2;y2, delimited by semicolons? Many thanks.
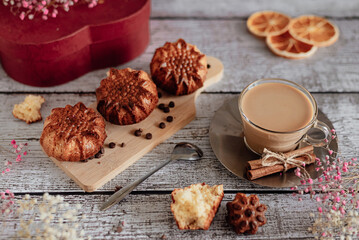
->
145;133;152;139
134;130;142;137
99;147;105;154
256;206;265;212
245;209;253;217
158;103;165;110
166;116;173;122
168;101;175;108
158;92;162;98
95;152;102;158
163;107;170;113
207;64;211;69
109;142;116;148
256;215;264;222
159;122;166;129
120;142;125;147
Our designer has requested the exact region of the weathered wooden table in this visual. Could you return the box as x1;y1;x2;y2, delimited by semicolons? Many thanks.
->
1;1;359;239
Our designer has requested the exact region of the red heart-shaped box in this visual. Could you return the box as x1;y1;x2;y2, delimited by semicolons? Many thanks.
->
0;0;150;87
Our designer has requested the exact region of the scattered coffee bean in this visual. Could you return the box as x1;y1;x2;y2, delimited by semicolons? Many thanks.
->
99;147;105;154
145;133;152;139
134;130;142;137
80;159;88;163
95;152;102;158
120;142;125;147
109;142;116;148
158;92;162;98
166;116;173;122
207;64;211;69
158;103;165;110
97;161;101;164
159;122;166;129
163;107;170;113
168;101;175;108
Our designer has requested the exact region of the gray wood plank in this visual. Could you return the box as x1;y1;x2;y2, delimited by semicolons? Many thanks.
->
0;193;315;239
151;0;359;18
0;19;358;93
1;93;358;192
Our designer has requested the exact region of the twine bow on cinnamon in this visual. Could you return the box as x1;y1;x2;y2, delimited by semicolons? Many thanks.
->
261;148;312;179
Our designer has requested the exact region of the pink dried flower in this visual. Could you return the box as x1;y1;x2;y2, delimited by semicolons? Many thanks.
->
3;0;103;20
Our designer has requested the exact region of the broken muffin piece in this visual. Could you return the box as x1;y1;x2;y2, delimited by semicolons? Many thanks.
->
171;183;224;230
12;95;45;124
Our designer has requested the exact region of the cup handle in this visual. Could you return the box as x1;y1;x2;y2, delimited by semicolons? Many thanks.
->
302;120;332;147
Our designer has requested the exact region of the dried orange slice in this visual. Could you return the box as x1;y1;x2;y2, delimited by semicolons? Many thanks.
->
289;15;339;47
247;11;291;37
266;31;318;59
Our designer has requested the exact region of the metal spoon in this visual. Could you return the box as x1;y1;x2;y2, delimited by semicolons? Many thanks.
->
100;142;203;211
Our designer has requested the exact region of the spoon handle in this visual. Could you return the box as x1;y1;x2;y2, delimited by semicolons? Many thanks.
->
100;158;174;211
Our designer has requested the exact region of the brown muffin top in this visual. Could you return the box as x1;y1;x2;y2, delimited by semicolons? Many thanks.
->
96;68;158;125
150;39;207;95
40;102;107;162
97;68;156;106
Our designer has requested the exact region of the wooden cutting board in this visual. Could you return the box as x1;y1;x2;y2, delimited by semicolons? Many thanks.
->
46;56;224;192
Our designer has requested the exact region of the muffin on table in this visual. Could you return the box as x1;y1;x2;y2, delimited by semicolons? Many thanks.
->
150;39;207;96
96;68;158;125
40;102;107;162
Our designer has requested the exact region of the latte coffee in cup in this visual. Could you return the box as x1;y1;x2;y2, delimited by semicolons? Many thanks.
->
239;79;330;154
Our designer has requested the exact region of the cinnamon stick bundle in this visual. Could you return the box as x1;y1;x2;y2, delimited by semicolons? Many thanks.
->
246;146;316;180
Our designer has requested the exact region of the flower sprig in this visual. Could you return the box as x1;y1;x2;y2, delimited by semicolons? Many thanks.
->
294;129;359;239
1;140;28;175
2;0;102;20
16;193;88;239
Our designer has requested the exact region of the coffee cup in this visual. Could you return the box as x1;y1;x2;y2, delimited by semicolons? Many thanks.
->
238;78;331;154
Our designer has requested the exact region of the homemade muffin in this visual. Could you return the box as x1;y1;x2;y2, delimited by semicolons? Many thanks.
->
150;39;207;95
40;102;107;162
13;95;45;124
226;193;267;235
171;183;224;230
96;68;158;125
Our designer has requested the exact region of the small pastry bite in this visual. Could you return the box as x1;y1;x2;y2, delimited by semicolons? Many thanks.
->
40;102;107;162
96;68;158;125
150;39;207;95
226;193;267;235
171;183;224;230
12;95;45;124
